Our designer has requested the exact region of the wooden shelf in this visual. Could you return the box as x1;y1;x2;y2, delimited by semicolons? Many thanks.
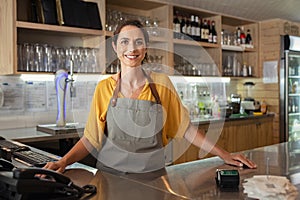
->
173;38;219;48
16;21;104;36
228;76;258;79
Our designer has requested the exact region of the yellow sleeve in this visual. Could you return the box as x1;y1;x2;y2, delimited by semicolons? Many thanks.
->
84;77;115;150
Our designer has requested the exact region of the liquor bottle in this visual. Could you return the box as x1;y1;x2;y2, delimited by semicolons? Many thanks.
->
180;15;186;39
211;20;217;44
173;11;181;39
221;29;224;45
246;29;253;45
208;20;213;43
190;15;196;40
195;16;201;41
240;26;246;44
236;27;241;45
186;16;191;39
201;19;209;42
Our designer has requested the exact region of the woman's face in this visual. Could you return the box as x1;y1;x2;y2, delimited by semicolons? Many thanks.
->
113;25;147;68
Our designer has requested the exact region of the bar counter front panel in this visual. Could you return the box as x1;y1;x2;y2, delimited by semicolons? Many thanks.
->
61;142;300;200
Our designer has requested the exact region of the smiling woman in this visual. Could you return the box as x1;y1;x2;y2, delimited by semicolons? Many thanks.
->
44;19;257;174
112;20;149;70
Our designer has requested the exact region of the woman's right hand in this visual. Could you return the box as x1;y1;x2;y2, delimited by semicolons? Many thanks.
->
43;159;67;173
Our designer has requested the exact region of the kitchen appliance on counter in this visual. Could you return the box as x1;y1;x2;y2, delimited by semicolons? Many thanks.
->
230;94;241;114
240;82;260;114
241;98;261;114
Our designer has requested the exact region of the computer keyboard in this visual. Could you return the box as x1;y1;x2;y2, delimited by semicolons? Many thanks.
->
0;140;24;150
12;150;58;167
0;137;58;167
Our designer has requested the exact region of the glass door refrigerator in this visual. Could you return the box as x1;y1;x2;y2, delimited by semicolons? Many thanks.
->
280;35;300;143
280;35;300;184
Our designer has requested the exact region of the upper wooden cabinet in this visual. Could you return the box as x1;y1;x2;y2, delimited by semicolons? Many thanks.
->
0;0;260;77
221;16;259;78
1;0;107;75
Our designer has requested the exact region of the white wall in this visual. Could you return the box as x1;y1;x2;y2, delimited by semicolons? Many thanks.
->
0;74;104;130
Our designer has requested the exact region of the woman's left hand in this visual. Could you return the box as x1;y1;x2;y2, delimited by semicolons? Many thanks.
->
221;152;257;169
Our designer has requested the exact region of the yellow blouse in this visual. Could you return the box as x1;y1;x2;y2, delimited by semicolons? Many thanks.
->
84;72;190;150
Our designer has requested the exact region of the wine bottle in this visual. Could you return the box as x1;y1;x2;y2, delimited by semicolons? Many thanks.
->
180;15;186;39
211;20;217;44
208;20;212;43
201;19;209;42
246;29;253;45
195;16;201;41
186;16;191;39
236;27;241;45
240;26;246;45
190;15;196;40
173;11;181;39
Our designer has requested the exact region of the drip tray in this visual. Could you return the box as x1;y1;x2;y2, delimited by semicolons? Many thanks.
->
37;123;85;135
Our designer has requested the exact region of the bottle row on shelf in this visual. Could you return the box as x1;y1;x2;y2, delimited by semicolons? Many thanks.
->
222;54;253;77
173;10;217;43
288;66;300;76
221;27;253;47
223;63;253;77
289;97;300;113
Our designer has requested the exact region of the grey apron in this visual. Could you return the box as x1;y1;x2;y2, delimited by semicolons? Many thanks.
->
96;71;165;173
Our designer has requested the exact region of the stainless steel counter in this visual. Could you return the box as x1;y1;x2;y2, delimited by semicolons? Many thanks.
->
62;141;300;200
0;127;82;143
0;114;274;143
191;113;274;125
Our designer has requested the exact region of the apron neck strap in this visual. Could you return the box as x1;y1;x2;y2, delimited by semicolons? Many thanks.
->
142;70;161;105
111;70;161;107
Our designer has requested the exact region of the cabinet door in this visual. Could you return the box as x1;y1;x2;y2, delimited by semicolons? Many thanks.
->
256;118;274;147
1;0;106;75
0;0;14;74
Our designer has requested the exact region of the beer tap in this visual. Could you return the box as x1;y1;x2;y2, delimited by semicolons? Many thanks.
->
67;58;75;98
55;58;75;127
